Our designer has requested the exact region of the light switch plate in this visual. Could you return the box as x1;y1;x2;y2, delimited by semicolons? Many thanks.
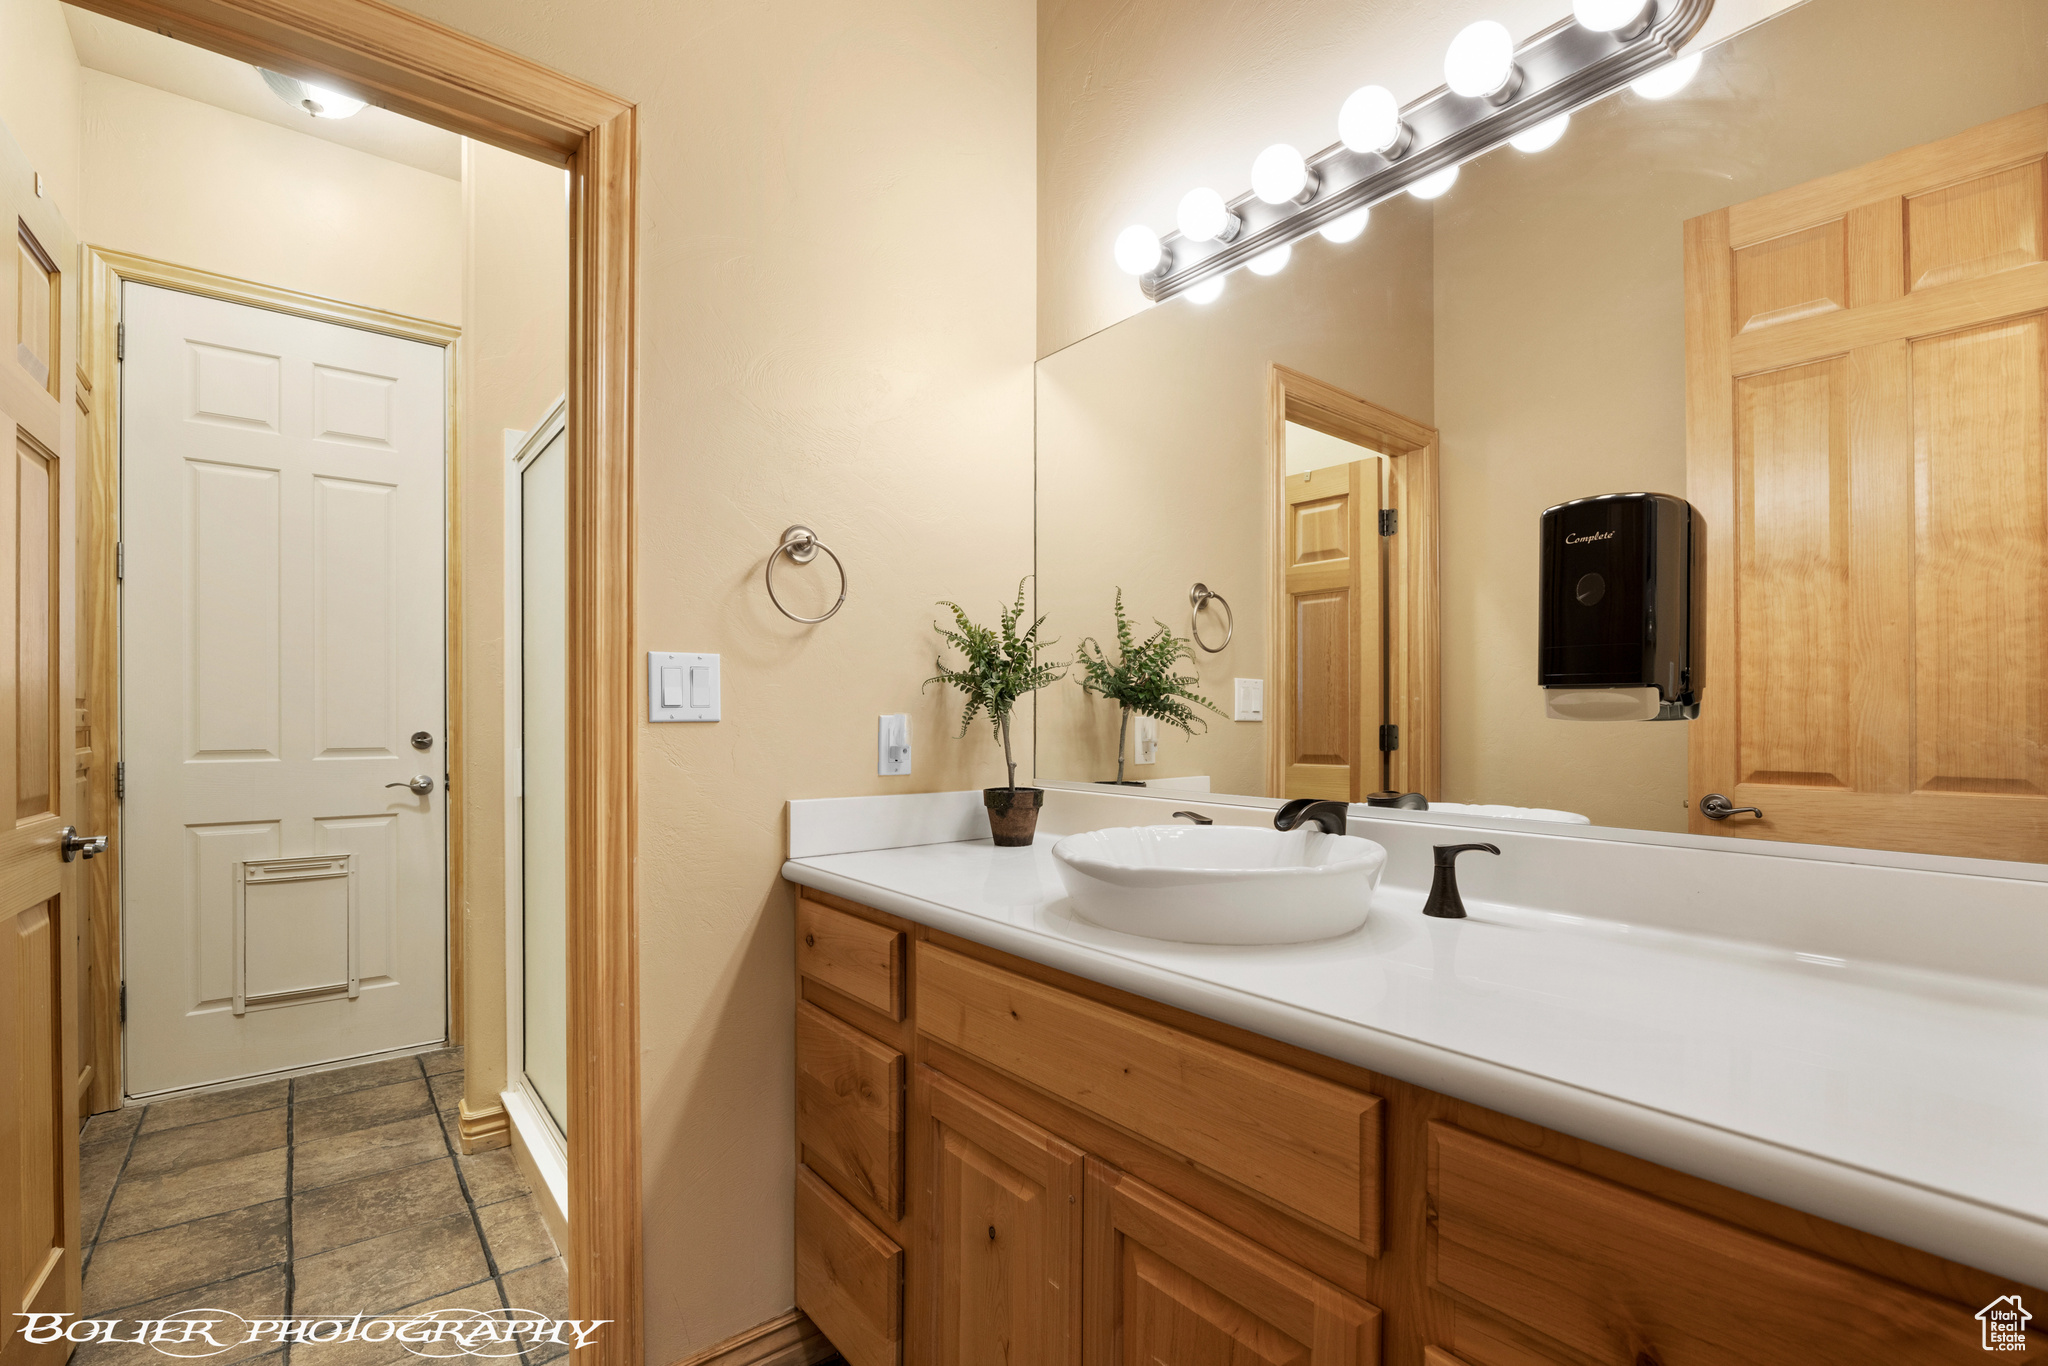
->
649;652;719;722
1234;678;1264;722
878;714;912;775
1134;716;1159;765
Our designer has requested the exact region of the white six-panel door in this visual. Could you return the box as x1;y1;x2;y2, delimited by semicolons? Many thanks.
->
121;282;447;1096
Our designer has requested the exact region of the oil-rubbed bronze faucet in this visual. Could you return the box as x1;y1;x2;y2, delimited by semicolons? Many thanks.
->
1422;843;1500;918
1274;798;1349;835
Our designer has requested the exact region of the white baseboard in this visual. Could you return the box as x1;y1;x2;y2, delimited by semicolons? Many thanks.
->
501;1083;568;1248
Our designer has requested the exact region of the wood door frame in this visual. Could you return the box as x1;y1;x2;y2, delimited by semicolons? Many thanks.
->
79;247;465;1116
1265;365;1441;800
63;6;641;1364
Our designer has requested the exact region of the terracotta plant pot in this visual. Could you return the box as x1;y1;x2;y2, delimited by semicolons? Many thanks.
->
983;787;1044;847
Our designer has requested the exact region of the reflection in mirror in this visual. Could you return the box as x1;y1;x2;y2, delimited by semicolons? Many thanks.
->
1033;0;2048;861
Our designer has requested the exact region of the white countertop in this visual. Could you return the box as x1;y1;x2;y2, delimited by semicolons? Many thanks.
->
785;831;2048;1288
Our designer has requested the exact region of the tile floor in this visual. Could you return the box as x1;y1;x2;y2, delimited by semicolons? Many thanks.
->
76;1048;571;1366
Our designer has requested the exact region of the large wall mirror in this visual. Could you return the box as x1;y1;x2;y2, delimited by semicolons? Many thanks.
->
1033;0;2048;863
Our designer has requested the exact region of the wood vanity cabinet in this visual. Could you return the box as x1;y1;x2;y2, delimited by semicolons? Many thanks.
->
791;887;2043;1366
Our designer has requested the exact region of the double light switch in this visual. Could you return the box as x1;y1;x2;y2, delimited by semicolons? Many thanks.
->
650;652;719;722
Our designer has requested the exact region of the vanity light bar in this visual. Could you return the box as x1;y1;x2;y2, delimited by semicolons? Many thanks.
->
1136;0;1714;303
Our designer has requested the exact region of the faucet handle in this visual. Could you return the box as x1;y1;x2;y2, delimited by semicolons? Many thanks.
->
1422;843;1500;920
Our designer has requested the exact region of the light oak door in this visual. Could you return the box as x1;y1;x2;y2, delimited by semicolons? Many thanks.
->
1281;461;1384;802
2;173;84;1364
1686;105;2048;859
1082;1160;1378;1366
120;283;448;1094
919;1069;1082;1366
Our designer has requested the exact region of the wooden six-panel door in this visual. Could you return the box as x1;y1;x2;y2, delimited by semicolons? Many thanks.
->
920;1069;1083;1366
1281;461;1383;802
1;186;83;1364
1686;104;2048;859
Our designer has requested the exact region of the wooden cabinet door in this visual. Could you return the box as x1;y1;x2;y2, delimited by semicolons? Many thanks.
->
1686;103;2048;859
1083;1159;1378;1366
920;1068;1083;1366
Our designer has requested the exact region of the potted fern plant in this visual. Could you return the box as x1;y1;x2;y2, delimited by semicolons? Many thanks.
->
927;579;1066;846
1074;589;1222;786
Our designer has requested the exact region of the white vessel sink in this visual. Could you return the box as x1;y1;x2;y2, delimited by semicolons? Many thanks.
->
1051;825;1386;944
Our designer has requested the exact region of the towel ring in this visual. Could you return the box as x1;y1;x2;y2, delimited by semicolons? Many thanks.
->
1189;582;1233;653
766;525;847;623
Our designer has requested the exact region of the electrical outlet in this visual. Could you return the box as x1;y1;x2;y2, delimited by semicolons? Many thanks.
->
1234;678;1264;722
878;714;912;775
1134;716;1159;765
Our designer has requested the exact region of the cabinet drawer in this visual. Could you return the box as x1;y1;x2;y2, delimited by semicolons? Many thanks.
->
797;897;904;1019
918;943;1382;1251
1429;1123;2005;1365
796;1164;902;1366
796;1001;903;1217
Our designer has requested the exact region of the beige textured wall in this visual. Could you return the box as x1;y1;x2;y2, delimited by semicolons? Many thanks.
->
457;139;568;1117
0;0;81;225
379;0;1037;1358
1036;0;1806;357
1034;196;1433;793
79;70;461;323
1432;0;2048;829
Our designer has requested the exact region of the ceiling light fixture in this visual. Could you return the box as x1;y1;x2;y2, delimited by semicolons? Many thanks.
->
1319;207;1371;244
1187;277;1227;304
1445;21;1522;104
1251;144;1319;205
1409;166;1461;200
1338;85;1412;159
1573;0;1654;37
1509;113;1571;152
1630;51;1701;99
1177;188;1241;243
258;68;366;119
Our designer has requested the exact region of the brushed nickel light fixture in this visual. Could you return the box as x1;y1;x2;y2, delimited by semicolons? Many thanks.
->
1113;0;1713;302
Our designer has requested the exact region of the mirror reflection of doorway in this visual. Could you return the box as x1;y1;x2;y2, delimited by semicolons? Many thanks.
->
513;401;569;1137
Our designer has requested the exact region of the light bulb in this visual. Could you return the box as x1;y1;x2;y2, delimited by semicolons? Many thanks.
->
1339;85;1408;157
302;84;366;118
1630;52;1701;99
1319;207;1371;244
1509;113;1570;153
1573;0;1651;32
1251;144;1316;205
1408;166;1460;200
1114;225;1163;276
1176;188;1239;243
1445;21;1520;101
1247;244;1292;276
1186;277;1226;305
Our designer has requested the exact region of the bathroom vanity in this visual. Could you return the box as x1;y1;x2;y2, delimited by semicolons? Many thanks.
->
783;792;2048;1366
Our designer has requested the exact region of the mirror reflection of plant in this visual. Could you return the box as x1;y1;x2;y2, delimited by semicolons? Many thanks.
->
927;578;1066;793
1074;589;1222;785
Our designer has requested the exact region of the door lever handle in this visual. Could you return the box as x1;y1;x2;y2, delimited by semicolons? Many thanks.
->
60;827;109;862
386;776;435;795
1699;793;1763;821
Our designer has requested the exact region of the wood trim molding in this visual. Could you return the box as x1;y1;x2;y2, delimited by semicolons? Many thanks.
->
62;8;642;1366
457;1099;512;1154
1265;365;1442;801
668;1311;836;1366
77;247;467;1111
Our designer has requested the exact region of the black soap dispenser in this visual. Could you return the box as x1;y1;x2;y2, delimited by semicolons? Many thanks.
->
1538;491;1703;722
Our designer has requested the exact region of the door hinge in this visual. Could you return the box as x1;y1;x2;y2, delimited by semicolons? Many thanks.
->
1379;723;1400;752
115;542;124;581
119;981;126;1025
116;323;124;362
115;760;125;801
1378;508;1398;536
